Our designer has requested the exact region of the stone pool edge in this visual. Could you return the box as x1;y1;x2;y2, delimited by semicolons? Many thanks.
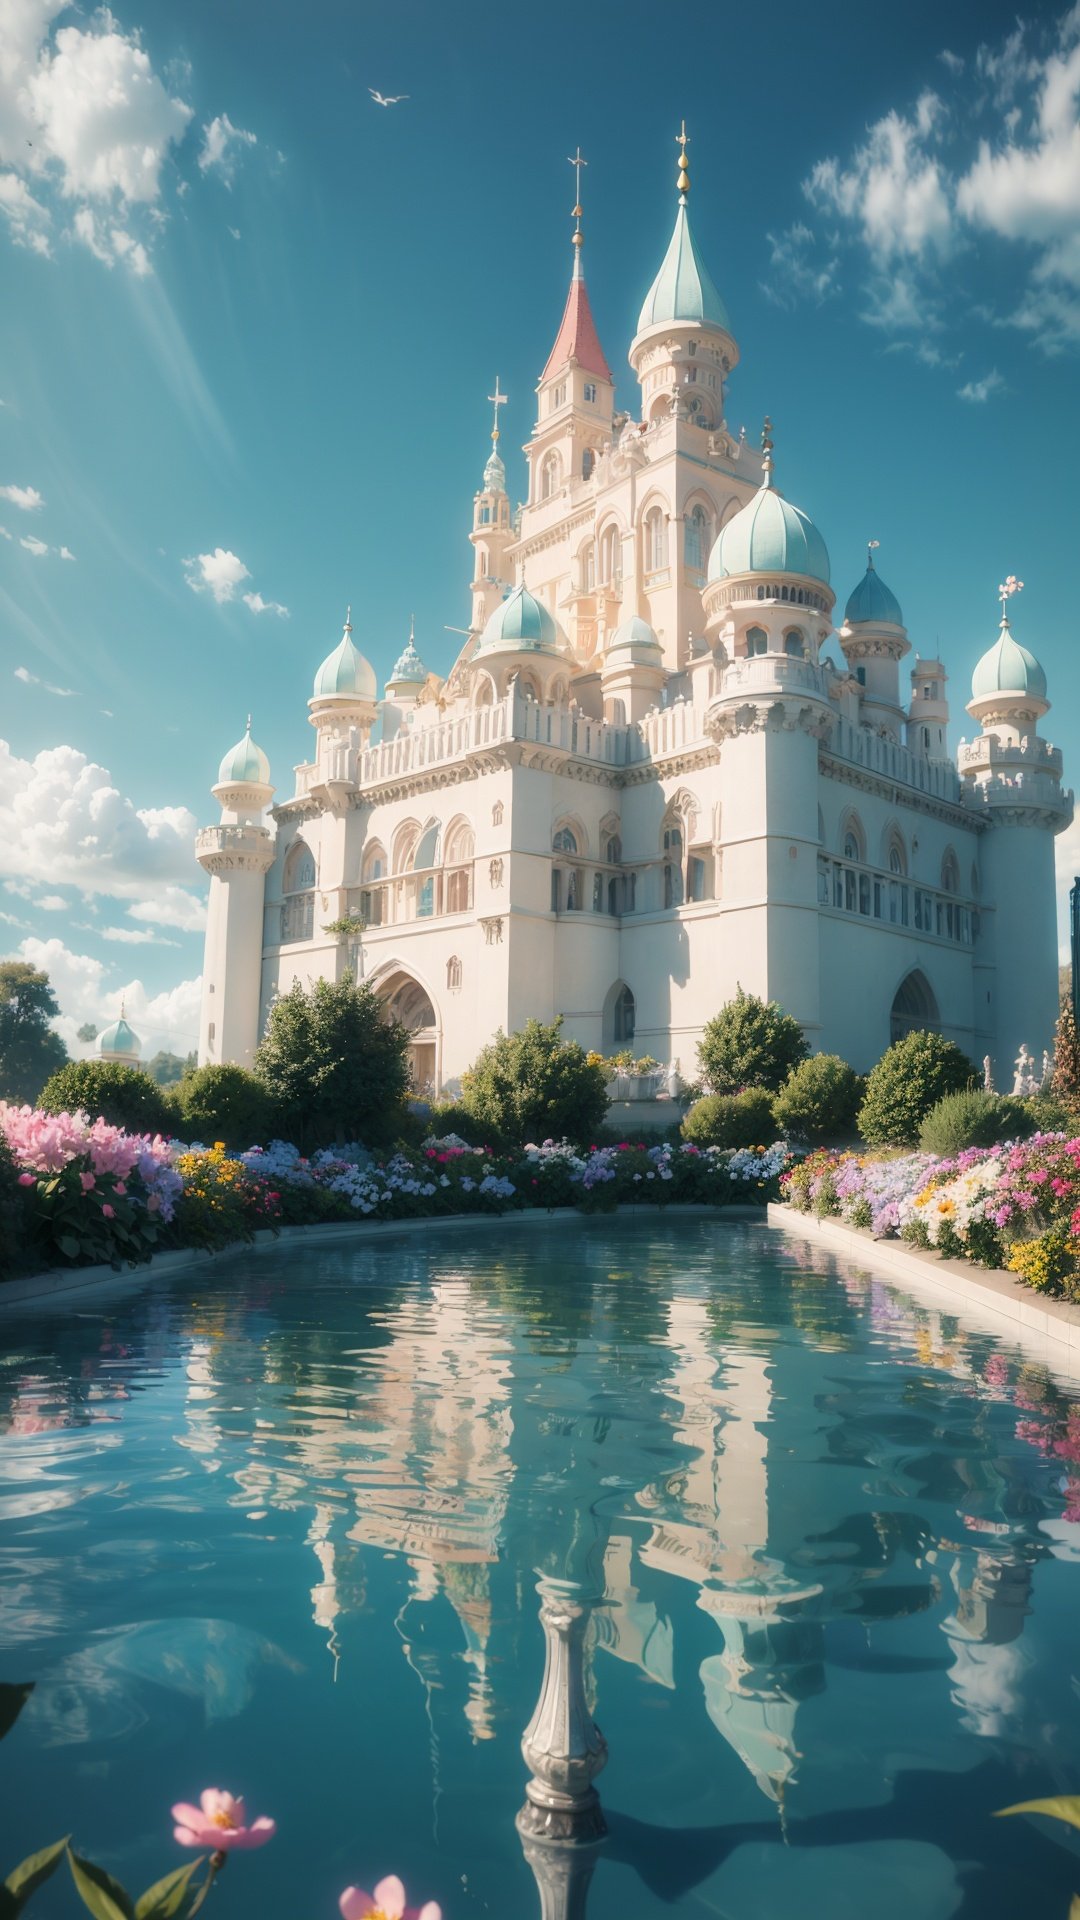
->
769;1201;1080;1367
2;1201;771;1309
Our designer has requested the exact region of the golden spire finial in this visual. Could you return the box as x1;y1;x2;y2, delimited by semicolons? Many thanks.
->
568;147;587;272
676;120;690;202
487;376;507;447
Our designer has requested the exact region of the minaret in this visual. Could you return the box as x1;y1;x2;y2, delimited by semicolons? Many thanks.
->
960;576;1072;1076
196;719;275;1069
628;125;739;430
523;151;614;514
907;654;950;759
839;540;911;739
469;380;515;632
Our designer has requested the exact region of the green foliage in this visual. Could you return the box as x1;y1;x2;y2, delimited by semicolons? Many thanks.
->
168;1063;275;1149
681;1088;776;1149
697;987;809;1095
425;1100;492;1148
0;1135;31;1283
1053;996;1080;1115
76;1023;99;1045
918;1089;1035;1156
24;1165;161;1271
1023;1092;1076;1134
254;973;410;1150
38;1061;174;1137
145;1050;195;1088
772;1053;861;1143
857;1030;976;1147
460;1017;609;1148
0;963;67;1105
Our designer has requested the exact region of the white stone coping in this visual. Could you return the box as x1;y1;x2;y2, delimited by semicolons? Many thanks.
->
1;1202;769;1312
768;1202;1080;1384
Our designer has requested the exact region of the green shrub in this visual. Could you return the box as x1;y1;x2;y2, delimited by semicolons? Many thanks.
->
254;974;411;1150
698;988;809;1095
168;1062;276;1149
918;1089;1035;1156
681;1088;776;1149
425;1101;493;1148
460;1017;609;1148
1023;1093;1077;1136
858;1031;976;1148
772;1054;861;1143
0;1133;32;1281
38;1060;174;1137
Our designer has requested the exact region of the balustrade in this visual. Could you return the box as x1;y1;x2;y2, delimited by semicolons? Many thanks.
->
817;854;975;945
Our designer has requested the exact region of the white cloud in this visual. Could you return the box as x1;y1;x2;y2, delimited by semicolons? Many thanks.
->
242;590;289;617
14;665;76;696
0;484;44;510
127;886;207;933
59;545;74;560
760;222;840;309
939;49;965;76
73;205;150;275
0;737;198;906
19;532;48;555
36;894;67;910
198;113;257;183
805;92;954;263
0;170;51;253
97;923;180;947
6;935;202;1058
183;546;251;602
958;368;1006;401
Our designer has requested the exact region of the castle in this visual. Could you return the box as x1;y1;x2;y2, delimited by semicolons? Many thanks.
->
196;134;1072;1095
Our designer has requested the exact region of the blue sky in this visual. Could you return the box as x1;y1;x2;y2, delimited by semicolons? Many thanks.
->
3;0;1080;1054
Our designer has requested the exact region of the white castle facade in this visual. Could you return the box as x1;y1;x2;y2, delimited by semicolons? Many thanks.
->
196;138;1072;1095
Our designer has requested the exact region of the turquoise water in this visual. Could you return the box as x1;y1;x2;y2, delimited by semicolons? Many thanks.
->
3;1216;1080;1919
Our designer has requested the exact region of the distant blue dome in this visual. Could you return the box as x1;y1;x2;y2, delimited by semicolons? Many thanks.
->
477;583;568;655
845;559;904;628
217;722;270;786
971;620;1048;703
389;632;429;685
708;478;830;586
608;615;662;653
637;202;732;337
313;617;377;701
99;1014;140;1060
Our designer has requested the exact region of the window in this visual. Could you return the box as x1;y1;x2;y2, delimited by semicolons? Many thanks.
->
785;631;805;658
746;626;768;657
581;544;595;591
540;451;560;500
685;505;710;573
553;825;579;854
550;383;566;411
688;341;697;357
479;505;490;525
492;800;504;826
584;382;597;403
605;833;621;864
843;833;859;862
447;956;462;991
613;985;635;1044
663;822;684;907
856;665;866;685
645;507;667;572
599;525;619;584
582;448;595;481
284;841;316;893
889;845;904;875
923;727;930;751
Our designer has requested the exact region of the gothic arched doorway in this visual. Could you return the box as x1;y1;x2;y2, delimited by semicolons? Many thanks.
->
376;967;440;1095
890;969;940;1044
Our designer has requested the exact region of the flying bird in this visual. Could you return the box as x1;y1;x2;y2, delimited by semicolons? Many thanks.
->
369;89;408;106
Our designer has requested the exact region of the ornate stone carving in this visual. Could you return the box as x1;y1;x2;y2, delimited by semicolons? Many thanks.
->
489;856;504;888
481;916;504;945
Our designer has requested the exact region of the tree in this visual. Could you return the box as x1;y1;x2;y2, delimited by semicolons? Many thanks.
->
460;1017;609;1147
858;1030;976;1148
254;974;410;1149
39;1060;174;1136
146;1049;196;1087
0;962;68;1105
76;1023;99;1044
1052;997;1080;1116
698;987;809;1095
169;1062;275;1148
772;1053;862;1143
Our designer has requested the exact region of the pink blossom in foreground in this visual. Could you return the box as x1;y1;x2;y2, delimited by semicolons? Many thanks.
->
340;1876;442;1920
172;1789;276;1851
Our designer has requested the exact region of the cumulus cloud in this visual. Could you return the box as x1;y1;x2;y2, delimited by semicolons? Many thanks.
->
96;923;179;947
183;546;251;602
7;934;202;1057
14;665;76;696
760;222;840;309
958;368;1006;401
36;894;67;911
242;590;289;617
0;737;198;906
198;113;257;183
127;885;207;933
788;6;1080;358
19;533;48;555
0;485;44;511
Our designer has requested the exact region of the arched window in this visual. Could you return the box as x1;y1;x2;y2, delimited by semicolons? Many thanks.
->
889;844;904;875
784;630;805;657
445;821;474;913
941;851;960;895
413;824;440;870
284;841;315;893
492;800;504;826
580;543;596;592
606;833;622;864
843;832;860;862
663;820;684;907
281;840;315;942
582;448;595;481
446;956;462;992
540;451;561;500
614;985;635;1044
684;504;710;573
890;970;940;1044
746;626;768;657
477;549;487;574
553;825;580;855
598;525;620;585
645;506;667;573
360;840;387;926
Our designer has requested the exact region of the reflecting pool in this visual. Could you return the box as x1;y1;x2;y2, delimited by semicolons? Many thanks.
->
3;1216;1080;1918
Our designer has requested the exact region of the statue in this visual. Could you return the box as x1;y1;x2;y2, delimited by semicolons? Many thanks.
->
666;1058;682;1100
1011;1045;1039;1098
983;1055;994;1093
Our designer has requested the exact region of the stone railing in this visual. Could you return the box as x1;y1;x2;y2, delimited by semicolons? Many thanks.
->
717;653;832;701
827;716;962;804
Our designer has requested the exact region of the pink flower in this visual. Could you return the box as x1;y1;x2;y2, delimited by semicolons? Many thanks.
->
101;1204;115;1219
340;1879;440;1920
172;1789;276;1851
80;1172;96;1192
17;1172;34;1187
115;1182;126;1196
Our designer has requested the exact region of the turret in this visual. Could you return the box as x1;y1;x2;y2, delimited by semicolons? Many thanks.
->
839;542;910;739
701;420;835;661
628;127;738;432
98;1005;141;1071
907;655;950;759
523;153;614;523
307;609;378;796
471;582;573;701
196;719;276;1068
599;616;665;724
469;380;516;632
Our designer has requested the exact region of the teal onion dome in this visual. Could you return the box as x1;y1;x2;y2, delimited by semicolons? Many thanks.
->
845;558;903;628
389;632;429;685
608;615;662;652
313;615;377;702
708;476;830;585
98;1014;140;1060
970;620;1048;703
637;202;732;336
217;720;270;786
477;583;568;655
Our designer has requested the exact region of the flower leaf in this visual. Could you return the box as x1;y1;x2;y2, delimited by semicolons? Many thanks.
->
995;1796;1080;1831
134;1859;205;1920
67;1851;136;1920
0;1684;33;1743
4;1835;70;1906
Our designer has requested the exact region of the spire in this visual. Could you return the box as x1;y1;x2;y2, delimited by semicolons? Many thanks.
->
676;119;690;202
483;377;508;491
634;125;732;340
540;149;612;384
867;538;880;570
998;572;1023;629
761;415;775;489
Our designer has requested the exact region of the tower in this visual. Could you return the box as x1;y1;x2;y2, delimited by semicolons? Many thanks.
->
196;720;275;1069
907;655;950;759
469;381;515;633
98;1005;141;1071
960;578;1072;1075
839;542;910;739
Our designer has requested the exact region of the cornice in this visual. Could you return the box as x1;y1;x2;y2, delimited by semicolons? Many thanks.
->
818;750;980;831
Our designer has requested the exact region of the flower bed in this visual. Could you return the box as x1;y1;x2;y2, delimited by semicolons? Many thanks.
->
781;1132;1080;1298
0;1101;796;1279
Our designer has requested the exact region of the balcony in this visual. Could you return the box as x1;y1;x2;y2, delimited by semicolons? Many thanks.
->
817;853;976;946
348;862;474;929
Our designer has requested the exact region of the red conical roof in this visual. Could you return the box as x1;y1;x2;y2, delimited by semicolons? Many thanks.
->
540;267;612;384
